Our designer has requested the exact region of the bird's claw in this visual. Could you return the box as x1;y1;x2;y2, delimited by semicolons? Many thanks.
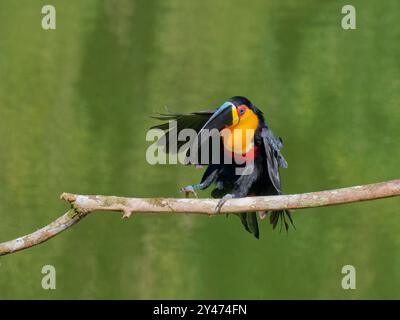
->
180;185;198;198
258;211;267;220
215;194;234;213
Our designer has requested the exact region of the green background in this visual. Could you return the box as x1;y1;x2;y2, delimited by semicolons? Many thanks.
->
0;0;399;299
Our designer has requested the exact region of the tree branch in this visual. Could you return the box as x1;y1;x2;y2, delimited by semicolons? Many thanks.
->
1;179;400;256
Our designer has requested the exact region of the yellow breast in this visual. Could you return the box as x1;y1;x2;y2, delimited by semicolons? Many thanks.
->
221;109;259;155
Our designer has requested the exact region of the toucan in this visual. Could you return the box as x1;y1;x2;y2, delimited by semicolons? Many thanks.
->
151;96;293;238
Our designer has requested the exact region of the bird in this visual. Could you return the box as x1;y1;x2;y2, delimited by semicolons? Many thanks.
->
150;96;293;238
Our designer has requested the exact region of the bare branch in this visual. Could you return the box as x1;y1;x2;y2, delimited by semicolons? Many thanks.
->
1;179;400;256
0;210;83;257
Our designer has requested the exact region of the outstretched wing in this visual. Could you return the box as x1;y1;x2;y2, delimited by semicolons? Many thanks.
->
260;126;288;194
150;110;215;153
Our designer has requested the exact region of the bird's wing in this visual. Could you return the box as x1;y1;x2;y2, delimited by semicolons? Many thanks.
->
150;110;215;131
150;110;215;153
260;127;288;194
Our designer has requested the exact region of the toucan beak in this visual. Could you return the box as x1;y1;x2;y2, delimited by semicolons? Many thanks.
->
200;102;239;132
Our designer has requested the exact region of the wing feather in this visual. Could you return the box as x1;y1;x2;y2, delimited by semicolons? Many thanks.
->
150;110;215;153
261;127;288;193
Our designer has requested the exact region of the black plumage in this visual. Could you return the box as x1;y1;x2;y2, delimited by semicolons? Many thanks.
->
151;96;293;238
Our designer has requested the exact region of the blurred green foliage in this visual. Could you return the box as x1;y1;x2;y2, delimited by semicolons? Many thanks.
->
0;0;399;299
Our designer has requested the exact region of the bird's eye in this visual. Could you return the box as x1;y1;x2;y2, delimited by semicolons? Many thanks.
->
238;107;246;115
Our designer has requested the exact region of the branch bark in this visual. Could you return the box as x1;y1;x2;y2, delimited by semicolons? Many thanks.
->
1;179;400;256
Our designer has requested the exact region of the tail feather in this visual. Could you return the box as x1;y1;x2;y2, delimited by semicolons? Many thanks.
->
239;212;259;239
270;210;295;232
212;188;293;238
239;213;251;233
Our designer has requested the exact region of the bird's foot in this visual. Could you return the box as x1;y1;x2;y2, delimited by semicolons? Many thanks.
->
215;193;234;213
258;211;267;220
180;185;198;198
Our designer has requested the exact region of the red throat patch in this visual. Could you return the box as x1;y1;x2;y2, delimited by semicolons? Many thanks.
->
224;144;258;163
